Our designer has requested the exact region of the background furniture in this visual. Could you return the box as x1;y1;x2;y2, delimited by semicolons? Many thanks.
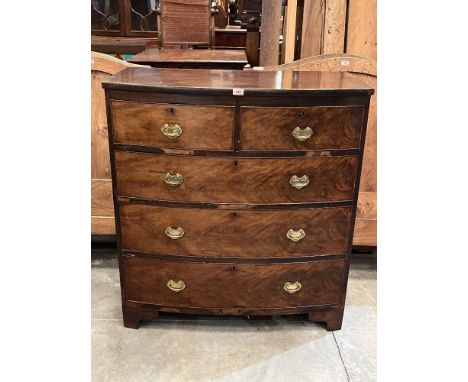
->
91;52;144;235
91;0;159;53
128;47;248;69
102;67;373;329
129;0;248;69
214;27;246;49
160;0;212;47
259;0;376;66
257;53;377;247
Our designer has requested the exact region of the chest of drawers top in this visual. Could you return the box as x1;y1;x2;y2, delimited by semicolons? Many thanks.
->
102;67;374;97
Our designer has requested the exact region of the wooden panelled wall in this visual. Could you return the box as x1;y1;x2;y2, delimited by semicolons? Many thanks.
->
273;0;376;63
261;0;377;247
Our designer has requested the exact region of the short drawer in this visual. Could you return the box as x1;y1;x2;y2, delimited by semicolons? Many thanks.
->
240;106;364;151
111;101;234;150
115;151;358;203
123;256;346;309
120;204;351;258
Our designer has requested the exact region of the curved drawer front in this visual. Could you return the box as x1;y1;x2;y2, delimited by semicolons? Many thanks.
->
111;101;234;150
120;204;352;258
240;106;364;151
123;256;346;309
115;152;358;203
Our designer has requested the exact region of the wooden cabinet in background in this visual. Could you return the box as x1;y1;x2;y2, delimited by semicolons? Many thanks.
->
91;0;160;54
91;0;159;37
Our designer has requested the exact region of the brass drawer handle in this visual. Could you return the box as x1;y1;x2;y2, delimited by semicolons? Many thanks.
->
289;175;310;189
167;279;186;292
161;123;182;139
292;126;313;142
283;281;302;294
286;228;306;242
165;226;185;240
164;172;183;187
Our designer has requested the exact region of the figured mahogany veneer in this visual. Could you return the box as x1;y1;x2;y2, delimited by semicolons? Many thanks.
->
240;106;364;151
102;68;373;331
120;203;352;259
111;101;234;150
123;256;346;309
115;152;358;203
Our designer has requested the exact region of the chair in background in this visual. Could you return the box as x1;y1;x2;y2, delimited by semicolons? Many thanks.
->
159;0;213;48
91;52;145;235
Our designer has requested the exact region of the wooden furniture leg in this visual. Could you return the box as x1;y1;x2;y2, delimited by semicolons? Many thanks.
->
308;307;344;331
123;307;160;329
123;309;141;329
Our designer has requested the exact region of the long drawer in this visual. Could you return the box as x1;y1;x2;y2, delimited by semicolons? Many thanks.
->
120;204;352;258
240;106;364;151
115;151;358;203
111;101;235;150
122;256;346;309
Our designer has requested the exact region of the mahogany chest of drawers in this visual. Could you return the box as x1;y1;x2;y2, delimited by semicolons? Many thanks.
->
103;68;373;330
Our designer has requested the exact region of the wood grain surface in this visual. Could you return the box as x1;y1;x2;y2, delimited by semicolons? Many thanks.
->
111;101;234;150
352;73;376;195
283;0;298;64
301;0;325;58
91;180;114;216
356;191;376;220
92;36;158;55
350;72;376;246
240;105;363;151
346;0;377;60
114;151;358;203
123;256;346;308
353;218;376;247
258;54;376;246
259;0;282;66
103;67;373;329
102;67;374;96
92;71;112;180
128;47;248;65
161;0;211;46
323;0;347;54
91;216;115;235
91;52;144;235
259;52;376;75
214;28;247;48
119;204;352;258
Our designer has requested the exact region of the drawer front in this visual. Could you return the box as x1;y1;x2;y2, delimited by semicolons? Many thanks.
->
120;204;352;258
115;152;358;203
111;101;234;150
240;106;364;151
123;257;346;308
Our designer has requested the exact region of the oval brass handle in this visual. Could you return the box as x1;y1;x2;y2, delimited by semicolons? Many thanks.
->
165;226;185;240
164;172;183;187
167;279;186;292
286;228;306;242
283;281;302;294
292;126;313;142
289;175;310;189
161;123;182;139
